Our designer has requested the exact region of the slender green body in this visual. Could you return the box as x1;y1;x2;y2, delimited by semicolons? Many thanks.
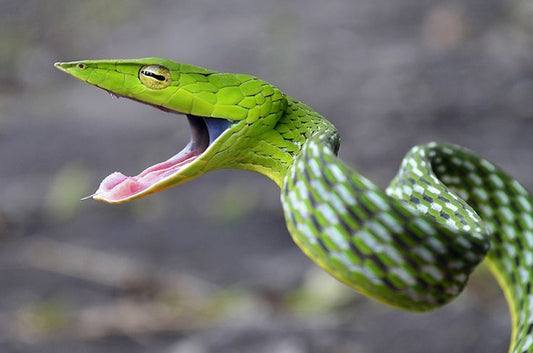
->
55;58;533;352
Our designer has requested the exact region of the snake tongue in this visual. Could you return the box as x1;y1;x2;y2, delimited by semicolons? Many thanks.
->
92;115;230;203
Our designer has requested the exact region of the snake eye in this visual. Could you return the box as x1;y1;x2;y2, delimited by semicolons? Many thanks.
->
139;65;172;89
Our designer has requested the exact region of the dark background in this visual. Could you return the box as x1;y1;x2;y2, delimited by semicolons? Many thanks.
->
1;1;532;352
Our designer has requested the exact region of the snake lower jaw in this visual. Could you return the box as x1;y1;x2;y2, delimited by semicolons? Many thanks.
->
92;113;232;203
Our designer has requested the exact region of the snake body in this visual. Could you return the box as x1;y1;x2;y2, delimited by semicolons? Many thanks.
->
55;58;533;352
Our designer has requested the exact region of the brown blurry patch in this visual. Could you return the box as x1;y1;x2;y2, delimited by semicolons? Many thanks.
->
421;6;466;50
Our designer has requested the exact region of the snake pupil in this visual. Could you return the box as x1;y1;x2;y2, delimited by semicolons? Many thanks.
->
141;70;166;81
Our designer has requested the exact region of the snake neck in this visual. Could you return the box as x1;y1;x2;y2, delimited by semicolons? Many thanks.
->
235;96;340;187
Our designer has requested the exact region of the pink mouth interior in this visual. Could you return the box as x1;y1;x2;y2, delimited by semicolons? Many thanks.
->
94;147;200;202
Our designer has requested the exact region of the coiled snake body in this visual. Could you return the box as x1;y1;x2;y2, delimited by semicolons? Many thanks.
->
55;58;533;352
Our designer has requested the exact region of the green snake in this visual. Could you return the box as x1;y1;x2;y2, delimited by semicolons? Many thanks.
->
55;58;533;352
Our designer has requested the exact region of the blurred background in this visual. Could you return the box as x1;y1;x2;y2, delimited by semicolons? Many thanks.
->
1;0;532;352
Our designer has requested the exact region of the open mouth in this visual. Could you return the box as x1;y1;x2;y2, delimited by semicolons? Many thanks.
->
93;106;232;203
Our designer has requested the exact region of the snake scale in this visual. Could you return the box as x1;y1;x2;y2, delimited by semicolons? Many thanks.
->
55;58;533;352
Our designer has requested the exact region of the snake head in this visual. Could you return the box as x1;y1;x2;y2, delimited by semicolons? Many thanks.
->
54;58;286;203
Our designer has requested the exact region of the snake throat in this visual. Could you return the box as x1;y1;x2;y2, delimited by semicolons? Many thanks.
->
94;113;232;203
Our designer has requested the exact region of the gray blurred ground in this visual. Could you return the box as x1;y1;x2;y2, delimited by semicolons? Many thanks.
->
1;0;532;352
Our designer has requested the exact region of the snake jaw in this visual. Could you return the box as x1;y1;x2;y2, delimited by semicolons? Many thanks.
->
54;59;235;203
92;113;231;203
